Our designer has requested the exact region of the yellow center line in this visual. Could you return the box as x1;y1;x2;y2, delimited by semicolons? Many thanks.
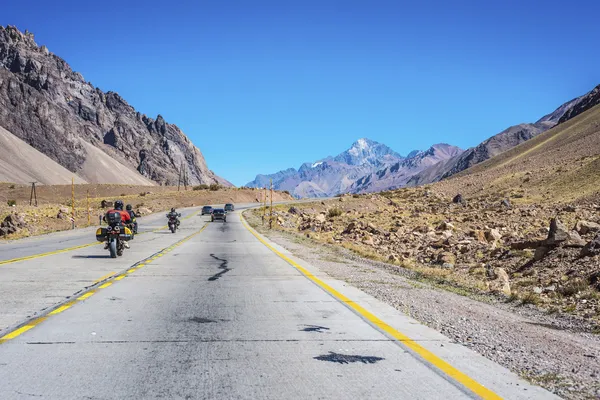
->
0;222;209;345
49;302;75;315
0;317;47;344
94;272;116;284
77;291;95;301
240;213;502;400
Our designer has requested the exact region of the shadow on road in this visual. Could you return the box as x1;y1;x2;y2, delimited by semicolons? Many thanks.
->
72;255;111;259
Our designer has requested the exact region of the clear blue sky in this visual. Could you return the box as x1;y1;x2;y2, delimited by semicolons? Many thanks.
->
2;1;599;185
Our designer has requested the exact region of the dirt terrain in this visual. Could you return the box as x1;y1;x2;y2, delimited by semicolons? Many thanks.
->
0;184;291;239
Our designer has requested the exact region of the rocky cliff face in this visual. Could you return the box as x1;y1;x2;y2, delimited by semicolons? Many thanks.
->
558;84;600;124
0;26;228;186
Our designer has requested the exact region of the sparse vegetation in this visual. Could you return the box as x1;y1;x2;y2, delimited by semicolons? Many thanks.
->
194;184;209;190
7;199;16;206
209;183;220;191
327;208;342;218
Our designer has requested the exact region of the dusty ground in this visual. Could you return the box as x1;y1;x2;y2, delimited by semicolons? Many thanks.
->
245;210;600;399
0;184;291;239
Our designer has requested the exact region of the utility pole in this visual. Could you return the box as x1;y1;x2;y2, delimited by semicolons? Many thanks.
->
71;177;75;229
29;182;38;206
177;163;181;192
87;190;90;227
269;179;273;229
183;166;188;191
262;186;267;225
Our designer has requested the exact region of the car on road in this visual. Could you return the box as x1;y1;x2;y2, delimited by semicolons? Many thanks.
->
224;203;235;212
211;208;226;222
201;206;213;215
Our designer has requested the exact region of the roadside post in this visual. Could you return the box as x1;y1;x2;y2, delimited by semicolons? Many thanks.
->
269;179;273;229
71;177;75;229
262;186;267;225
87;190;90;227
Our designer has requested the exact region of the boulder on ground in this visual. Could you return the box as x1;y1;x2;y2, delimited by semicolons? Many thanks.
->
137;207;152;216
485;229;502;243
288;206;300;215
500;199;511;209
452;194;463;204
0;213;27;237
581;233;600;257
545;218;569;245
575;220;600;235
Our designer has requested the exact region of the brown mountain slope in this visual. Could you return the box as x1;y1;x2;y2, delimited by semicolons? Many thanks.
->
433;103;600;203
0;26;229;186
0;126;87;184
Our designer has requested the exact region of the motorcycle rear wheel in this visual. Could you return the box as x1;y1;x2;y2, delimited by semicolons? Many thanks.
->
109;238;117;258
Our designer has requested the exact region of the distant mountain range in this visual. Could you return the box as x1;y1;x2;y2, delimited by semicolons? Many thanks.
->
248;83;600;197
246;138;462;197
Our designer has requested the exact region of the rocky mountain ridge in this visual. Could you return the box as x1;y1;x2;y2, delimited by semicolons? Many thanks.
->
247;138;462;198
0;25;228;186
409;85;598;186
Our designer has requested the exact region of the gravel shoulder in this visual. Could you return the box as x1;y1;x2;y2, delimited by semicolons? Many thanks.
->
245;211;600;400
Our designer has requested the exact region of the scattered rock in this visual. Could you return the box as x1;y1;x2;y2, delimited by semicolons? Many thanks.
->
564;231;587;248
485;228;502;243
452;194;463;204
0;213;27;236
545;218;569;245
581;233;600;257
438;252;456;266
315;214;326;223
575;220;600;235
500;199;511;208
437;221;455;231
288;206;300;215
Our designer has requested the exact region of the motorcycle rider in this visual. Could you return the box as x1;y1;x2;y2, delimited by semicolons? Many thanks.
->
167;207;181;228
126;204;138;234
104;200;131;248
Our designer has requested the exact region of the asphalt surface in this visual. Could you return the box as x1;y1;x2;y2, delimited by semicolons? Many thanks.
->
0;208;557;399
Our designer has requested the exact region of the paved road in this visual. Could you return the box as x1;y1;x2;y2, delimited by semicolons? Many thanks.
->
0;210;556;399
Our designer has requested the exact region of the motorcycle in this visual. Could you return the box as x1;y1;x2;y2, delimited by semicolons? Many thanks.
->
96;211;133;258
167;213;181;233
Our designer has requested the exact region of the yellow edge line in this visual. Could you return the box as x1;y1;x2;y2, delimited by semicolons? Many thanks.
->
240;213;502;400
0;222;209;345
0;242;100;266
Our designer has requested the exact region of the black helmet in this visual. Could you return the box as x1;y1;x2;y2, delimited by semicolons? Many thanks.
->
171;207;176;212
114;200;124;210
126;204;133;211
